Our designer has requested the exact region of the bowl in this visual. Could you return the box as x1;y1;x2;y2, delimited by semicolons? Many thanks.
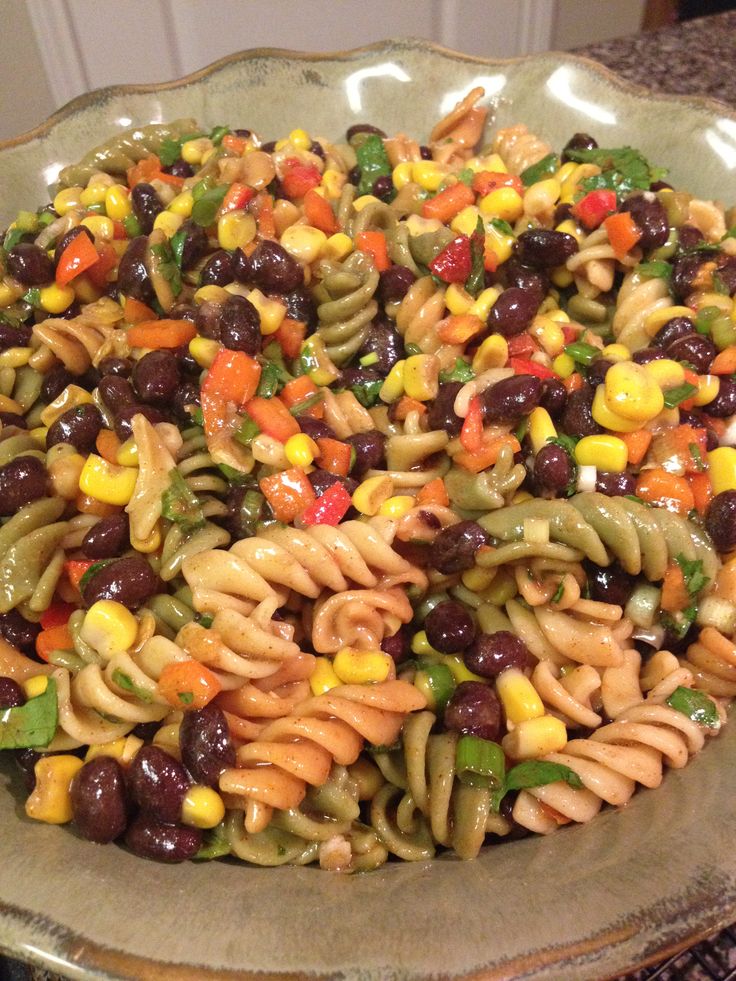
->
2;39;736;981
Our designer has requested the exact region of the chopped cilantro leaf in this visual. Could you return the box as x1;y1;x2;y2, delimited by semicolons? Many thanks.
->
439;358;475;384
675;554;710;596
150;241;182;297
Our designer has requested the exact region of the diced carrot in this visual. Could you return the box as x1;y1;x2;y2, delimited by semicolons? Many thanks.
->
661;563;690;613
460;396;484;453
202;350;262;406
95;428;122;465
154;171;185;188
245;396;300;442
563;373;584;393
316;437;352;477
620;429;652;466
252;191;276;238
651;423;707;475
75;493;121;518
483;240;499;272
603;211;642;258
127;319;197;350
689;471;713;515
274;317;306;359
35;623;74;663
280;375;318;409
222;134;248;155
422;181;476;223
437;314;484;345
126;155;163;188
710;346;736;375
680;369;700;411
355;230;390;272
417;477;449;507
260;468;316;523
64;560;96;592
303;188;339;235
454;434;521;474
158;659;223;710
220;182;255;214
635;467;695;516
393;396;427;421
123;296;157;324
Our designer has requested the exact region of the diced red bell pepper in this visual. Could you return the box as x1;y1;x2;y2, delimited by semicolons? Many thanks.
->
40;602;76;630
429;235;472;284
260;468;316;523
281;159;322;199
507;334;538;358
220;182;255;214
55;232;100;286
86;244;119;288
571;189;617;230
300;481;352;526
303;188;339;234
460;396;484;453
64;559;95;592
509;357;558;380
274;317;306;359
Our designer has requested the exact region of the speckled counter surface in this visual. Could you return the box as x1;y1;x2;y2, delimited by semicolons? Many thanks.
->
574;10;736;108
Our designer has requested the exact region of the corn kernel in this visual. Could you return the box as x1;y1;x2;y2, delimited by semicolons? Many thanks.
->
39;283;75;314
411;161;445;192
72;277;102;304
352;475;394;516
30;426;47;448
181;785;226;829
333;647;392;685
0;394;21;416
524;178;561;214
443;283;472;316
25;755;84;824
81;214;114;240
116;437;139;467
708;447;736;495
85;738;127;763
23;675;49;699
288;127;311;150
484;224;514;265
168;190;194;217
472;334;508;372
436;654;484;683
153;211;184;237
378;495;415;518
353;194;381;212
551;266;574;288
248;288;286;335
194;284;231;305
181;137;213;165
554;161;578;184
310;657;342;695
552;352;576;379
560;162;600;201
643;358;686;390
80;600;139;657
0;281;23;308
78;454;138;506
575;434;628;472
695;374;720;406
591;384;642;433
601;343;631;363
528;406;557;455
450;205;481;237
496;668;544;723
280;224;327;264
323;232;353;261
189;336;222;368
479;187;524;222
411;630;440;657
53;186;83;215
403;353;439;401
217;210;256;252
40;384;93;427
554;218;584;243
80;183;109;206
530;315;565;357
104;184;131;220
320;169;346;199
604;362;664;423
380;360;406;402
473;152;507;173
392;162;413;189
285;433;319;467
468;287;500;322
502;715;568;760
644;305;694;336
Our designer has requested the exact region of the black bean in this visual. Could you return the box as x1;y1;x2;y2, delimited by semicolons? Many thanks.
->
632;347;666;365
347;430;386;477
0;456;47;515
168;302;197;324
177;220;209;271
534;444;572;493
0;412;27;429
561;132;598;163
704;376;736;418
464;631;532;678
671;253;708;303
553;202;573;226
540;378;567;418
298;416;336;441
132;350;181;405
172;380;201;421
503;258;548;298
381;628;410;664
0;321;32;352
308;469;358;498
15;749;40;791
561;384;601;437
117;236;154;304
586;562;635;606
131;183;163;234
0;610;40;655
98;356;132;377
220;295;261;355
372;175;394;202
357;321;405;376
40;365;72;404
127;745;190;824
237;240;303;292
429;520;487;575
485;286;540;337
82;555;159;609
481;375;542;422
706;491;736;552
125;814;202;863
595;471;637;497
378;265;416;304
346;123;386;141
309;139;325;160
425;601;476;653
6;243;54;286
444;681;501;741
46;404;103;452
0;677;25;708
70;756;128;843
200;249;234;287
81;514;129;560
654;316;696;348
340;367;380;390
620;194;669;251
113;404;167;441
419;145;432;160
716;255;736;296
281;285;317;329
167;160;194;179
515;229;578;269
98;375;136;415
427;382;463;437
195;300;223;341
586;358;613;388
667;333;716;373
180;704;236;787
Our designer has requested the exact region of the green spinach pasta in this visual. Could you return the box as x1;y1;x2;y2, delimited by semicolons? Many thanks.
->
1;88;736;870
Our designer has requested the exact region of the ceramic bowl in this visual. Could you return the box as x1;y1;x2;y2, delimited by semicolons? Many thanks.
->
2;40;736;981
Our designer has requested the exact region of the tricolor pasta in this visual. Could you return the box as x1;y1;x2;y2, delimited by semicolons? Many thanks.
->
0;90;735;869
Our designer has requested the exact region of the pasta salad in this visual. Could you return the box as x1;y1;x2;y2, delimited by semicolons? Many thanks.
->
0;87;735;869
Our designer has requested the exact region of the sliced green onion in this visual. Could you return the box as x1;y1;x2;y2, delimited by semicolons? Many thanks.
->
663;381;698;409
564;341;600;366
666;686;720;729
455;734;505;790
234;417;260;446
359;352;379;367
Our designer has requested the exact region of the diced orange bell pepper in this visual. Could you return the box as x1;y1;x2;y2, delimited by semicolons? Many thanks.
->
437;314;484;345
126;319;197;350
274;317;306;359
123;296;157;324
316;437;352;477
203;350;262;406
620;429;652;466
417;477;449;506
280;375;319;409
710;346;736;375
635;467;695;516
422;182;476;223
393;396;427;421
158;659;223;710
95;429;122;464
260;468;316;523
64;560;96;593
471;171;523;196
689;471;713;516
355;230;391;272
603;211;642;259
304;188;339;235
126;155;163;188
459;396;484;453
245;396;300;442
661;563;690;613
454;434;521;473
36;623;74;663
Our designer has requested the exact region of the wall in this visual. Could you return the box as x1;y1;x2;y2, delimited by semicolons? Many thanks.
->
0;0;55;141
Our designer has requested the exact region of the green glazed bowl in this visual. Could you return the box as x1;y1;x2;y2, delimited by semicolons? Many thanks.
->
1;39;736;981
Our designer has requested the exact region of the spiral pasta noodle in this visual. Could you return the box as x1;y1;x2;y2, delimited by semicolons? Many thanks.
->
492;123;552;175
313;251;379;364
32;297;128;374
